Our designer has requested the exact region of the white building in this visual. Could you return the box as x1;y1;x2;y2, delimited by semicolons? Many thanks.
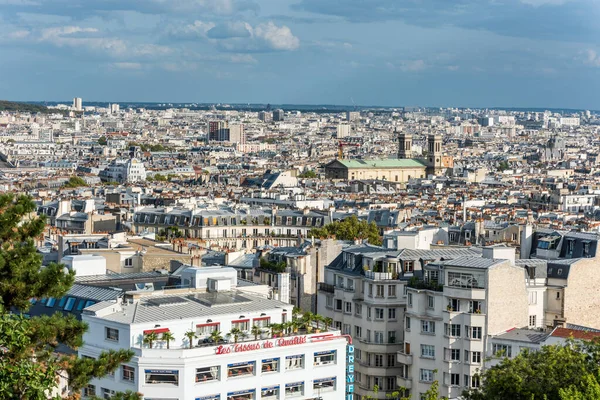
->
336;124;351;139
80;267;352;400
73;97;83;111
62;254;107;276
100;158;146;183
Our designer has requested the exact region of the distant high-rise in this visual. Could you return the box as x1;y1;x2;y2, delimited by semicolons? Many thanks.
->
258;111;272;122
346;111;360;122
229;124;246;145
208;121;228;141
273;109;284;122
73;97;82;111
110;104;120;114
336;123;351;139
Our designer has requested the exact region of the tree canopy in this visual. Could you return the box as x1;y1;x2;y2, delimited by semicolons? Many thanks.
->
62;176;88;188
309;214;382;245
298;170;317;178
464;340;600;400
0;194;139;399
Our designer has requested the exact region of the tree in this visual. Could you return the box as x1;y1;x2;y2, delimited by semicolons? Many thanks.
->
153;174;167;182
98;136;107;145
228;327;245;343
302;312;316;333
210;330;223;343
464;340;600;400
498;161;510;172
143;332;158;349
309;214;382;245
251;325;263;340
323;316;333;330
299;170;317;179
62;176;88;188
161;331;175;349
184;330;197;349
0;194;138;400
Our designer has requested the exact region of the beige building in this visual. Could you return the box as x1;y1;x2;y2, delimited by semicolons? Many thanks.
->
324;159;427;182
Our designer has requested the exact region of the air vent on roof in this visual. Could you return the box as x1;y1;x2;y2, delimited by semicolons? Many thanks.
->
146;296;188;307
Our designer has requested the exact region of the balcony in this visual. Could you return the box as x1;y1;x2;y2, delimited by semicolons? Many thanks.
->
406;278;443;292
318;283;334;294
396;375;412;390
365;270;394;280
397;351;413;365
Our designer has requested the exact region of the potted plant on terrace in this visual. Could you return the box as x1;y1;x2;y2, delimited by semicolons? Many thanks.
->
161;331;175;349
251;325;263;340
210;330;223;344
143;332;158;349
184;330;197;349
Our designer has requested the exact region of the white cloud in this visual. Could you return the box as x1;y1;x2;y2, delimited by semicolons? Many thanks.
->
253;22;299;51
583;49;600;67
8;30;30;39
112;62;142;69
169;20;216;39
388;59;427;72
519;0;570;6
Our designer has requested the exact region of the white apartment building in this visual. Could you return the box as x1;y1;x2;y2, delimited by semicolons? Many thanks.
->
317;244;481;399
336;124;351;139
100;158;147;183
400;247;528;399
80;267;351;400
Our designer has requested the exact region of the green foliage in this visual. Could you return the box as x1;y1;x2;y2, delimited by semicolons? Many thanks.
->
153;173;167;181
0;194;138;400
98;136;107;145
464;340;600;400
259;257;287;272
0;100;52;113
498;161;510;171
161;331;175;349
62;176;88;188
309;214;382;245
298;170;317;178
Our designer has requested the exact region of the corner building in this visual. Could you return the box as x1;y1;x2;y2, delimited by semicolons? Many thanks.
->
79;267;349;400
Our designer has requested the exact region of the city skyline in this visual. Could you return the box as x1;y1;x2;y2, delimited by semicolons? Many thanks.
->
1;0;599;109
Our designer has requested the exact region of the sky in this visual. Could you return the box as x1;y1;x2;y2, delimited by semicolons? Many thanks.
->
0;0;599;109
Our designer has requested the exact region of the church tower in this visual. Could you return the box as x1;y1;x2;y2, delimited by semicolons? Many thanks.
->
426;134;444;175
398;133;413;159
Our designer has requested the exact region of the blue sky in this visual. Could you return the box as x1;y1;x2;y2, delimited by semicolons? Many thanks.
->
0;0;599;108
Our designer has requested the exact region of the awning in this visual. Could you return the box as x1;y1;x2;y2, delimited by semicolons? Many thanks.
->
143;328;169;334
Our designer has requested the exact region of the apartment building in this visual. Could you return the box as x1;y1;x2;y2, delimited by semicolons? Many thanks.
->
400;247;528;399
132;207;331;250
316;244;480;399
80;267;350;400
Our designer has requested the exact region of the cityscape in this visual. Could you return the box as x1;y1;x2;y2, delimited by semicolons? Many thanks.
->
2;0;600;400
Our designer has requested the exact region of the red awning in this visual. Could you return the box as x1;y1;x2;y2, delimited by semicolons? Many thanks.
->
232;319;250;323
197;322;220;327
253;317;270;321
143;328;169;334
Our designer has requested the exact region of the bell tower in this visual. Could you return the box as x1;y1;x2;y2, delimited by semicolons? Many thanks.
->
398;133;413;159
426;134;444;175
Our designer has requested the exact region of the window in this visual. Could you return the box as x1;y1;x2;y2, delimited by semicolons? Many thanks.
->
355;303;362;316
388;308;397;320
145;369;179;385
388;285;396;297
405;316;411;331
122;365;135;382
197;323;220;336
529;292;537;305
408;293;413;306
529;315;537;327
556;291;561;300
448;298;460;312
314;350;336;366
388;354;396;367
447;272;483;289
404;261;414;272
102;388;115;399
375;354;384;367
46;297;56;307
83;384;95;398
343;324;351;335
76;299;86;311
469;301;482;313
447;324;461;337
471;375;481;388
567;240;574;255
492;344;512;357
366;329;371;342
387;376;396;391
57;297;66;307
326;297;333;308
450;373;460;386
262;386;280;399
344;302;352;313
286;355;304;370
421;345;435;359
253;317;270;328
375;308;384;320
388;331;396;344
376;285;384;297
471;326;482;340
227;389;255;400
196;366;220;383
232;319;249;331
472;351;482;364
427;295;435;309
335;299;342;311
64;297;76;311
105;327;119;342
227;361;255;377
355;326;362;338
314;377;336;393
421;320;435;334
445;348;460;361
464;375;470;388
125;258;133;267
262;358;279;373
285;382;304;398
367;307;372;319
420;369;434;383
374;331;384;344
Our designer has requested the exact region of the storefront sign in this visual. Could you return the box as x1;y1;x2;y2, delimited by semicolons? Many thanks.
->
346;345;354;400
215;336;307;354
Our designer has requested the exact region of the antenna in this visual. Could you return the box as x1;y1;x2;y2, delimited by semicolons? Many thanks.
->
350;97;357;111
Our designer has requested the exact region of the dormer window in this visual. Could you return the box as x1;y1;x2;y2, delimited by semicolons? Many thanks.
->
567;240;575;256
